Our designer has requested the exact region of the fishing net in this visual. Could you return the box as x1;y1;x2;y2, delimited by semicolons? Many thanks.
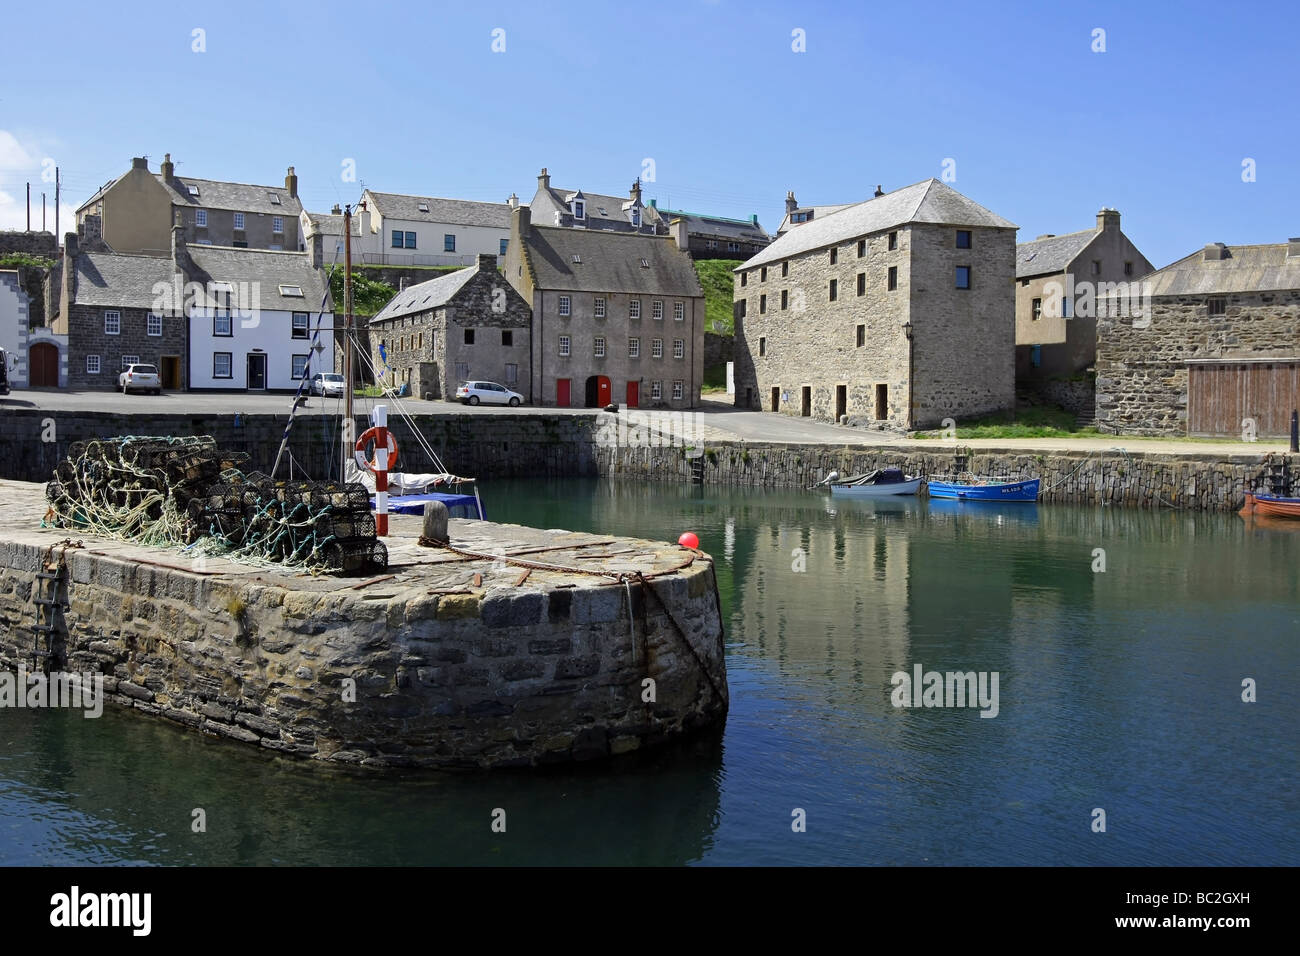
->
44;436;386;575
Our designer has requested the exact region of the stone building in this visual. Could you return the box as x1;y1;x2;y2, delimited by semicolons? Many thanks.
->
1015;209;1153;380
504;206;704;408
1096;238;1300;437
366;254;532;400
733;179;1017;429
528;169;662;235
75;154;302;256
644;202;770;260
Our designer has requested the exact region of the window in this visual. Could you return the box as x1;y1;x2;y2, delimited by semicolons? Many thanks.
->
233;213;245;230
1208;297;1226;315
292;312;309;338
674;302;684;321
629;299;641;319
594;297;606;318
558;295;571;316
780;290;788;310
857;239;866;257
147;314;162;336
1032;297;1043;321
738;299;747;318
706;239;717;250
291;354;308;379
632;208;641;227
652;338;663;358
888;266;898;291
195;209;207;227
279;285;303;297
640;258;650;268
830;248;838;265
888;231;898;251
856;324;865;347
955;266;971;289
758;336;766;356
727;241;740;253
505;363;518;385
651;381;662;400
186;184;200;197
1091;260;1102;275
781;261;789;277
455;362;469;381
500;238;509;255
857;273;866;296
213;352;232;379
214;313;232;336
121;354;139;369
668;336;684;360
829;279;838;301
104;311;121;335
405;232;417;249
463;329;475;345
672;380;683;400
956;230;971;249
629;337;640;358
573;200;585;219
272;217;284;234
86;355;101;374
653;300;664;320
1124;261;1134;276
558;335;571;356
594;337;606;357
418;202;430;213
444;234;455;252
502;330;513;347
741;272;748;287
392;230;403;248
761;266;768;282
760;294;767;314
791;212;809;223
269;193;282;205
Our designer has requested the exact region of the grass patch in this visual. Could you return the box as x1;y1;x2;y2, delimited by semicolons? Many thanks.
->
915;405;1099;439
694;259;742;336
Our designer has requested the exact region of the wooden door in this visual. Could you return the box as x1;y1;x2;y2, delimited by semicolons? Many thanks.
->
29;343;58;386
626;381;639;408
556;378;571;407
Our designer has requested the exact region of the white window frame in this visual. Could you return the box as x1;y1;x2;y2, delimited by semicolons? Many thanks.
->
146;314;162;336
213;352;232;379
291;354;308;379
651;381;662;400
629;299;641;319
558;295;571;316
104;311;121;335
631;208;641;227
121;354;139;369
292;312;309;338
673;338;684;359
628;337;640;358
672;380;684;400
272;216;284;234
652;338;663;359
86;355;101;374
573;199;585;220
674;302;684;321
652;300;664;320
233;212;245;230
558;335;571;357
594;337;606;358
195;209;207;227
594;297;606;318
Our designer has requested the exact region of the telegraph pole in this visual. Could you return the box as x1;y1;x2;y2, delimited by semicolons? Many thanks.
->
54;167;60;247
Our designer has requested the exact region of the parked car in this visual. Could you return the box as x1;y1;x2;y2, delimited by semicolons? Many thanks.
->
456;381;522;406
309;372;346;397
0;347;9;395
119;364;161;395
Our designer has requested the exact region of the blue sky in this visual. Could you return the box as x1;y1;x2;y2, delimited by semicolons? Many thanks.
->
1;0;1296;268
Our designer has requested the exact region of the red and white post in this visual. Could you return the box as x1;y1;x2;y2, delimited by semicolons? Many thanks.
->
374;404;389;536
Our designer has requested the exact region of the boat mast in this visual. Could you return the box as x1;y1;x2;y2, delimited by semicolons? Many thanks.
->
342;203;355;482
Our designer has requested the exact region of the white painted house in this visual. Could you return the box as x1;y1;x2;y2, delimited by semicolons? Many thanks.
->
185;246;334;391
357;190;520;267
0;269;68;388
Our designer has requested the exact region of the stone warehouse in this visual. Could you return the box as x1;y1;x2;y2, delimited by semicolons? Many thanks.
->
1096;238;1300;437
505;205;705;409
732;179;1017;429
367;254;532;400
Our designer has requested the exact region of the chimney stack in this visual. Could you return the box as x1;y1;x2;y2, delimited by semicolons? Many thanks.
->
513;203;531;241
785;191;797;215
1097;208;1120;231
670;217;689;252
630;178;642;204
309;232;323;270
874;185;884;198
331;203;341;214
171;210;190;271
131;157;148;171
477;253;497;272
285;166;298;199
507;193;519;209
63;232;78;259
1203;242;1228;261
160;153;174;180
537;167;550;191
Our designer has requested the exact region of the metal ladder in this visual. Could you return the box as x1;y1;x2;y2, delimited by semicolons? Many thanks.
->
30;554;67;673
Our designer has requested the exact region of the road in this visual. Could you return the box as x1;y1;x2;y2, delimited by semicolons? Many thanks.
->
1;389;1288;457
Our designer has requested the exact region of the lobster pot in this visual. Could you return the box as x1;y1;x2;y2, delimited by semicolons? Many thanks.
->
316;511;377;540
321;538;388;574
311;482;371;513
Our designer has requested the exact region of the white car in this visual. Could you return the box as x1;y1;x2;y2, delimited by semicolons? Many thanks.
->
456;381;522;406
119;364;161;395
310;372;346;397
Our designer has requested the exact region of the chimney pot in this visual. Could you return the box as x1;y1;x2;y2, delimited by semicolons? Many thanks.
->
1097;208;1121;231
160;153;174;179
331;203;341;215
785;191;797;215
538;167;550;190
874;185;884;197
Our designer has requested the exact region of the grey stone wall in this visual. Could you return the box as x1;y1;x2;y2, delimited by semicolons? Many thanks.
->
65;306;188;390
1096;290;1300;435
703;331;733;368
0;231;57;258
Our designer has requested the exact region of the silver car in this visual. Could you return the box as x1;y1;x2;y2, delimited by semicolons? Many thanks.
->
119;363;162;395
456;381;523;406
310;372;346;397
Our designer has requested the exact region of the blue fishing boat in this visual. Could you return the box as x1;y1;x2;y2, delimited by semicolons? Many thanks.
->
926;477;1040;501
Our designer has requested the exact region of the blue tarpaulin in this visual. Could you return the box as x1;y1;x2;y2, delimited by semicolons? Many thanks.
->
375;491;483;519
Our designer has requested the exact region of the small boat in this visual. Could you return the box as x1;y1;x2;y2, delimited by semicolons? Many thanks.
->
1239;493;1300;519
828;468;922;497
927;476;1040;502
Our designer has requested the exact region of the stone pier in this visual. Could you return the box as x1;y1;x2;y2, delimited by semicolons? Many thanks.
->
0;480;728;769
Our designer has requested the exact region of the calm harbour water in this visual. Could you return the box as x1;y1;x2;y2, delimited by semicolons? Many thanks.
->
2;478;1297;866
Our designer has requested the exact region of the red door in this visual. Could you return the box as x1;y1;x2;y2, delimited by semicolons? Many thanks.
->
597;376;611;406
626;381;639;408
556;378;571;407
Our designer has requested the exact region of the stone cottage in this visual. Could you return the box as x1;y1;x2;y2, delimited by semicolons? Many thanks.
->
732;179;1017;429
1096;238;1300;437
366;254;532;400
504;205;705;408
528;169;662;236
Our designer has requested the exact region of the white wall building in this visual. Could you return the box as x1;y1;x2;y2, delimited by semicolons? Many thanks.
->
358;190;519;267
0;270;67;388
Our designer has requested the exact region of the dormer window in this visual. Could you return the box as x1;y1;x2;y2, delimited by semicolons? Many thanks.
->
418;202;429;213
632;208;641;227
573;200;585;219
269;193;282;205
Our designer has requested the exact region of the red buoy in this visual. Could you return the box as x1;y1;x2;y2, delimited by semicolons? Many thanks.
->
678;532;699;549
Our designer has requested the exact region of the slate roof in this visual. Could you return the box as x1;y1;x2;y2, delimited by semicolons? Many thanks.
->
521;226;702;296
369;267;479;322
778;203;855;233
69;253;176;309
1140;243;1300;297
1016;229;1097;278
159;176;301;216
303;212;360;237
652;207;770;243
186;246;331;311
364;192;513;228
742;180;1017;270
531;184;653;230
